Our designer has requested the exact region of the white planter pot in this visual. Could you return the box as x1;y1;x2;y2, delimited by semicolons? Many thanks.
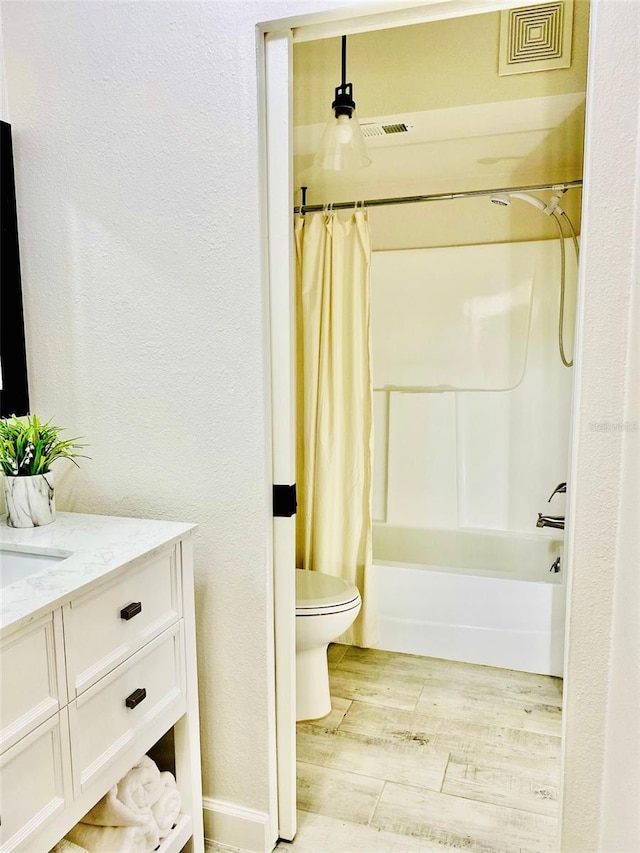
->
3;473;56;528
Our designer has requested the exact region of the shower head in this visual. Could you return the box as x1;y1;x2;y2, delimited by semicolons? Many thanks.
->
510;192;547;212
490;191;549;213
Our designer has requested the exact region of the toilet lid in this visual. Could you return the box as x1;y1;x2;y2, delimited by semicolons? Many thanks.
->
295;569;361;611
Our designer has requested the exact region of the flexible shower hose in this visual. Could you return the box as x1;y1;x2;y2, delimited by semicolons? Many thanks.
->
550;210;580;368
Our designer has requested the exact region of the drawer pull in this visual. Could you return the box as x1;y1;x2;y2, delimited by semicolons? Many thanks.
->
125;688;147;709
120;601;142;621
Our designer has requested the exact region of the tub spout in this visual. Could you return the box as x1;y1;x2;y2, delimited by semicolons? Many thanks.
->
537;514;565;530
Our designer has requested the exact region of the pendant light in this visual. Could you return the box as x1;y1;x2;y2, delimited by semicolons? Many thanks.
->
314;35;371;171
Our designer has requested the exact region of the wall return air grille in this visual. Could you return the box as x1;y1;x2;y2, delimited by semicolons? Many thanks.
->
499;1;574;76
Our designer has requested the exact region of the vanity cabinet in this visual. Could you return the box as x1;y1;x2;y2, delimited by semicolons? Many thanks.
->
0;522;204;853
0;609;66;753
0;710;72;852
64;548;181;697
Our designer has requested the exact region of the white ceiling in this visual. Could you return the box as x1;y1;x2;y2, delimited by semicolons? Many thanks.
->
294;93;585;203
292;6;588;247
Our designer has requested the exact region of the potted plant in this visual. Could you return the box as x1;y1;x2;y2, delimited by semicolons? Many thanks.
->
0;414;88;528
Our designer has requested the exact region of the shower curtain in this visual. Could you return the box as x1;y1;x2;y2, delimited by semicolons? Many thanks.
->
294;209;376;647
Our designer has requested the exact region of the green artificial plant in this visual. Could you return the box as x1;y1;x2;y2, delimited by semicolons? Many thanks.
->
0;414;88;477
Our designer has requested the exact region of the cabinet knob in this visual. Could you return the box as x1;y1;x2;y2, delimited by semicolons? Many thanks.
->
125;687;147;709
120;601;142;620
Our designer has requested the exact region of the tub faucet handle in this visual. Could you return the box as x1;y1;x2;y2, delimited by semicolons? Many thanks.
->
548;482;567;502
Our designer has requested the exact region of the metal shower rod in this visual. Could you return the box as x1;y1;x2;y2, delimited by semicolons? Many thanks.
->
294;179;583;214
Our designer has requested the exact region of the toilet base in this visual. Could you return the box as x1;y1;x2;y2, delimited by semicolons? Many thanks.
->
296;644;331;722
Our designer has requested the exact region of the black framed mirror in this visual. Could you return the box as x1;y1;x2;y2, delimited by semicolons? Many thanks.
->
1;120;30;417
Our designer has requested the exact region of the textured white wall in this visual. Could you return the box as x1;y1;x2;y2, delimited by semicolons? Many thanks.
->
2;0;638;847
0;0;352;835
0;17;7;121
599;221;639;850
560;1;640;850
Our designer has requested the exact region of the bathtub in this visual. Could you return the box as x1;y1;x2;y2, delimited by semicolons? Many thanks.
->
372;524;565;676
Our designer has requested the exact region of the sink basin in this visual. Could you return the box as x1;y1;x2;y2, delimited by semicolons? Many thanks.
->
0;548;69;589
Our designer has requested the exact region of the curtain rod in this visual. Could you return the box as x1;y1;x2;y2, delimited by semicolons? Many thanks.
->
294;180;583;214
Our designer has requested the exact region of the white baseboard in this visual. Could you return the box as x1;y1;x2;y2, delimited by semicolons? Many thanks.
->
203;797;275;853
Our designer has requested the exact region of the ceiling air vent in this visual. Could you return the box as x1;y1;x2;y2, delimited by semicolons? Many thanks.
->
361;122;413;138
382;123;410;134
499;0;574;76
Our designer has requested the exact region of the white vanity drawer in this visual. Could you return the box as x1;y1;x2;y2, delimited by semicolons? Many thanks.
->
64;547;181;696
69;622;185;796
0;611;66;753
0;708;72;853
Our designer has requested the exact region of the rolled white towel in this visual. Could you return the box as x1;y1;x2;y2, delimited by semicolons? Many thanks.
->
118;755;164;812
82;755;162;827
80;785;150;828
49;840;89;853
151;772;181;840
66;817;159;853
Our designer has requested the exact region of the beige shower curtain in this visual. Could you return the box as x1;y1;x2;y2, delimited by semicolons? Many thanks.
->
294;209;376;647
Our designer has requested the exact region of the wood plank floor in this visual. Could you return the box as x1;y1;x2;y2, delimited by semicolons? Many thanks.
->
280;645;562;853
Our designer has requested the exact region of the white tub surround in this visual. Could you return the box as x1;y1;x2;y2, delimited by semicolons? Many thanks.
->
0;512;204;853
371;240;575;535
373;524;565;676
3;473;56;528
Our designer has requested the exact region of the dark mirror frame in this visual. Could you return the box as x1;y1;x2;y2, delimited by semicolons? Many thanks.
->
1;120;30;417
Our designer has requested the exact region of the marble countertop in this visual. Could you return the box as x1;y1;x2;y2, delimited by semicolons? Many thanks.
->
0;512;195;637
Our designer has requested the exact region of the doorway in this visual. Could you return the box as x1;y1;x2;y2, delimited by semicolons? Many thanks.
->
259;1;637;850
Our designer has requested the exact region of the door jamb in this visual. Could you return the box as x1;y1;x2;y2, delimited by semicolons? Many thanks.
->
258;0;601;845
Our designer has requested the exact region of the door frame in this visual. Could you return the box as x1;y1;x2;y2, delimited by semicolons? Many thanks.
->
258;1;639;847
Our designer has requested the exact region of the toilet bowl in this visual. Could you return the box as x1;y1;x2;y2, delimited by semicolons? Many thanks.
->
295;569;361;722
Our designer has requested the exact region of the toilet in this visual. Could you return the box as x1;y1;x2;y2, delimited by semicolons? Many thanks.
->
295;569;361;721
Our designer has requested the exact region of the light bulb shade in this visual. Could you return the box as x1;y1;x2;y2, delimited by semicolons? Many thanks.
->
314;108;372;171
